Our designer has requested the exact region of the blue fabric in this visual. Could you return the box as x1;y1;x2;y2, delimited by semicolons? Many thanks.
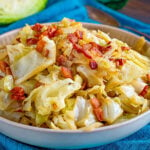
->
0;0;150;149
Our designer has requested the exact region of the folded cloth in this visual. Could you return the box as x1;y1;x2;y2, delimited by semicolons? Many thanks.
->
0;0;150;150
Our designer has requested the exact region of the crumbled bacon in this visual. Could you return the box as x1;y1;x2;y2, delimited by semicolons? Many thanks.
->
68;32;113;59
90;42;111;54
90;98;103;121
139;85;149;97
47;25;58;38
146;74;150;83
16;37;21;42
61;67;73;79
83;43;92;51
107;41;111;45
57;55;67;66
32;23;43;32
41;26;62;39
121;46;130;51
73;43;92;59
36;40;46;53
15;109;23;112
75;30;83;39
68;33;78;44
115;58;126;67
90;98;100;108
35;81;44;88
93;108;103;121
67;30;83;44
0;61;12;75
46;25;62;38
26;38;38;45
5;67;12;75
81;81;87;90
11;87;26;101
89;60;98;70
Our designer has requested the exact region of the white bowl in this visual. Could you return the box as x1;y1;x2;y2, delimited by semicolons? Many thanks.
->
0;23;150;149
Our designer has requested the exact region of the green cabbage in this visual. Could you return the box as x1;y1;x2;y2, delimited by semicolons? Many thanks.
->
0;0;48;24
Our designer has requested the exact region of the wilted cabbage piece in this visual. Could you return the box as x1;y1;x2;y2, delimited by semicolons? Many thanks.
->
7;38;56;84
102;98;123;123
23;79;81;116
77;65;103;87
106;60;150;91
115;85;149;114
0;75;13;92
73;96;97;127
0;0;48;24
0;91;12;110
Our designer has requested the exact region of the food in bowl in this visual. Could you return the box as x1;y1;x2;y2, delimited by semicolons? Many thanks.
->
0;18;150;131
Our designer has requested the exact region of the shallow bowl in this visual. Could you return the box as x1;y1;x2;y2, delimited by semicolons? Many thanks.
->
0;23;150;149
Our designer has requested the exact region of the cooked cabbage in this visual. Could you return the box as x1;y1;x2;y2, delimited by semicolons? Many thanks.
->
23;79;81;115
0;18;149;130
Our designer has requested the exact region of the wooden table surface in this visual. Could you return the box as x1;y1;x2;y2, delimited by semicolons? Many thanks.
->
119;0;150;24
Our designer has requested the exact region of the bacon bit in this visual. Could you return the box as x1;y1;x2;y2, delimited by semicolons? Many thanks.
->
35;81;44;88
90;98;103;121
26;38;38;45
41;26;62;38
61;66;73;79
73;44;92;59
57;55;67;66
0;61;8;73
68;33;78;44
146;74;150;83
47;26;57;38
93;108;103;121
139;85;149;97
121;46;130;51
55;28;63;36
75;30;83;39
11;87;26;101
47;25;62;38
109;58;114;61
115;58;126;67
107;91;117;97
90;42;110;54
83;43;92;51
89;60;98;70
16;37;21;42
15;109;23;112
36;40;46;53
90;98;100;108
107;41;111;45
5;67;12;75
41;30;48;37
81;81;87;90
32;23;43;32
0;61;12;75
68;30;83;43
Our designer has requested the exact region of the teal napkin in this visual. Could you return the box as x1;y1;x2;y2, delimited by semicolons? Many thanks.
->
0;0;150;150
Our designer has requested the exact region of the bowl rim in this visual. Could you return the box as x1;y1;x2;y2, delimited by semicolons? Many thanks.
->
0;22;150;134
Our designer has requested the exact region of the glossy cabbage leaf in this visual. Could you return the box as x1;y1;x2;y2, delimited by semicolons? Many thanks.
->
7;38;56;84
23;79;81;116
